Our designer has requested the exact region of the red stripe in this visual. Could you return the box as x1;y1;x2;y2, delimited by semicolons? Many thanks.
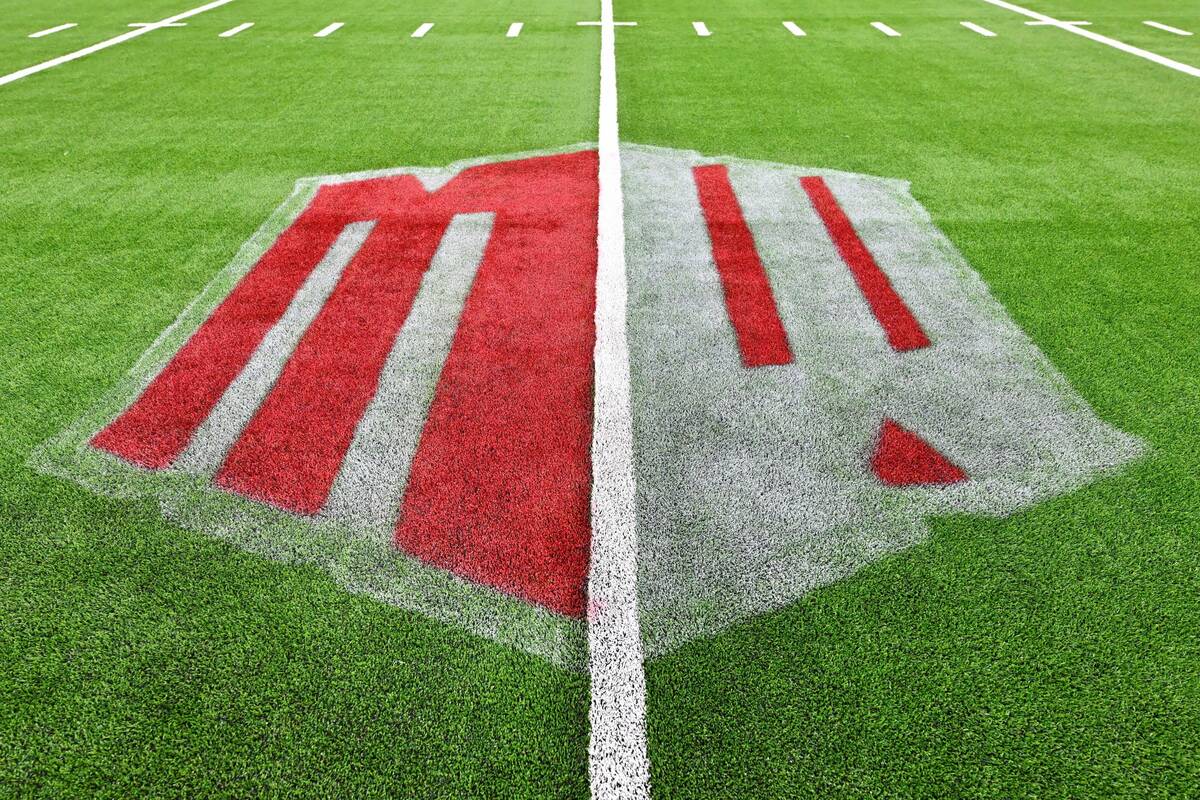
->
214;175;454;514
800;176;930;352
90;185;363;469
693;164;793;368
395;151;597;617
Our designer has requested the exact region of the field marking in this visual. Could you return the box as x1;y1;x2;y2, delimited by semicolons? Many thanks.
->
589;1;652;798
1026;19;1090;26
128;22;187;28
961;21;997;37
507;22;523;38
219;22;253;38
983;0;1200;77
412;22;434;38
28;23;77;38
1144;20;1193;36
314;22;343;38
692;21;711;37
1;0;234;88
783;21;806;37
872;21;901;37
578;20;637;26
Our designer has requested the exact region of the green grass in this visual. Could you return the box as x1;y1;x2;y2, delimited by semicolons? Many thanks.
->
2;0;1198;796
620;0;1199;795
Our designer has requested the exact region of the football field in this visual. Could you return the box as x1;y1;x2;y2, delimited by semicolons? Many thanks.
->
1;0;1198;797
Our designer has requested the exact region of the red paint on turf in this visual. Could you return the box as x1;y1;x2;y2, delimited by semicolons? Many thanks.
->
91;184;374;468
96;152;597;617
214;175;455;513
693;164;793;367
872;418;967;486
800;176;931;352
394;152;598;618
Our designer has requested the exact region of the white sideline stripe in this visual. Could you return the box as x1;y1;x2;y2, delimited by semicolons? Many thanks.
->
982;0;1200;77
692;21;711;37
29;23;76;38
219;22;253;38
872;21;901;37
507;22;523;38
783;21;806;37
1144;20;1193;36
590;0;651;798
961;21;996;36
314;22;343;38
1;0;233;88
412;22;434;38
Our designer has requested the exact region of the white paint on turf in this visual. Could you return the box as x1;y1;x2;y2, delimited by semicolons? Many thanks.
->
219;23;253;38
783;21;806;37
507;22;524;38
692;21;711;37
1144;21;1193;36
961;21;997;37
983;0;1200;77
0;0;234;88
589;0;651;796
314;22;343;38
29;23;76;38
872;22;902;37
412;23;434;38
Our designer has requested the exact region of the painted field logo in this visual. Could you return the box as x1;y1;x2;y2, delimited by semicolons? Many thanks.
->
34;145;1142;666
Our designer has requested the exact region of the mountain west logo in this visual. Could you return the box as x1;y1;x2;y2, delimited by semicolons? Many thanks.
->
34;145;1142;666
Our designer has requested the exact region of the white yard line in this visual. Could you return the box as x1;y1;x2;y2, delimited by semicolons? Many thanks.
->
692;21;711;37
783;21;806;37
589;0;652;796
983;0;1200;77
314;22;343;38
872;21;902;37
219;22;253;38
28;23;76;39
507;22;524;38
412;22;434;38
1;0;234;88
1144;20;1193;36
961;21;997;37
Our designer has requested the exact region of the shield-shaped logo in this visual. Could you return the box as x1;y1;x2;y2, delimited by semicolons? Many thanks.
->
33;145;1143;666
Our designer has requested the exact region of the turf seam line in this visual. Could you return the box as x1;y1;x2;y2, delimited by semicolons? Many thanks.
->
1;0;234;87
982;0;1200;77
587;0;651;796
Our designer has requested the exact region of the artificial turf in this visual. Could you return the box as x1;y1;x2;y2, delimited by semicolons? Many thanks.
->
2;0;1198;796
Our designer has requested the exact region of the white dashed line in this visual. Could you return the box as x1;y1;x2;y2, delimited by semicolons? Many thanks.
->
961;21;997;36
692;21;711;37
507;22;524;38
1025;19;1090;26
314;22;343;38
1144;20;1193;36
28;23;77;38
412;22;434;38
128;22;188;28
872;21;901;37
783;21;806;37
1;0;234;88
219;22;253;38
982;0;1200;77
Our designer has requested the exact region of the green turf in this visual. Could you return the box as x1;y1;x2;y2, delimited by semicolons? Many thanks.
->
2;0;1198;796
619;0;1199;796
0;2;596;796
